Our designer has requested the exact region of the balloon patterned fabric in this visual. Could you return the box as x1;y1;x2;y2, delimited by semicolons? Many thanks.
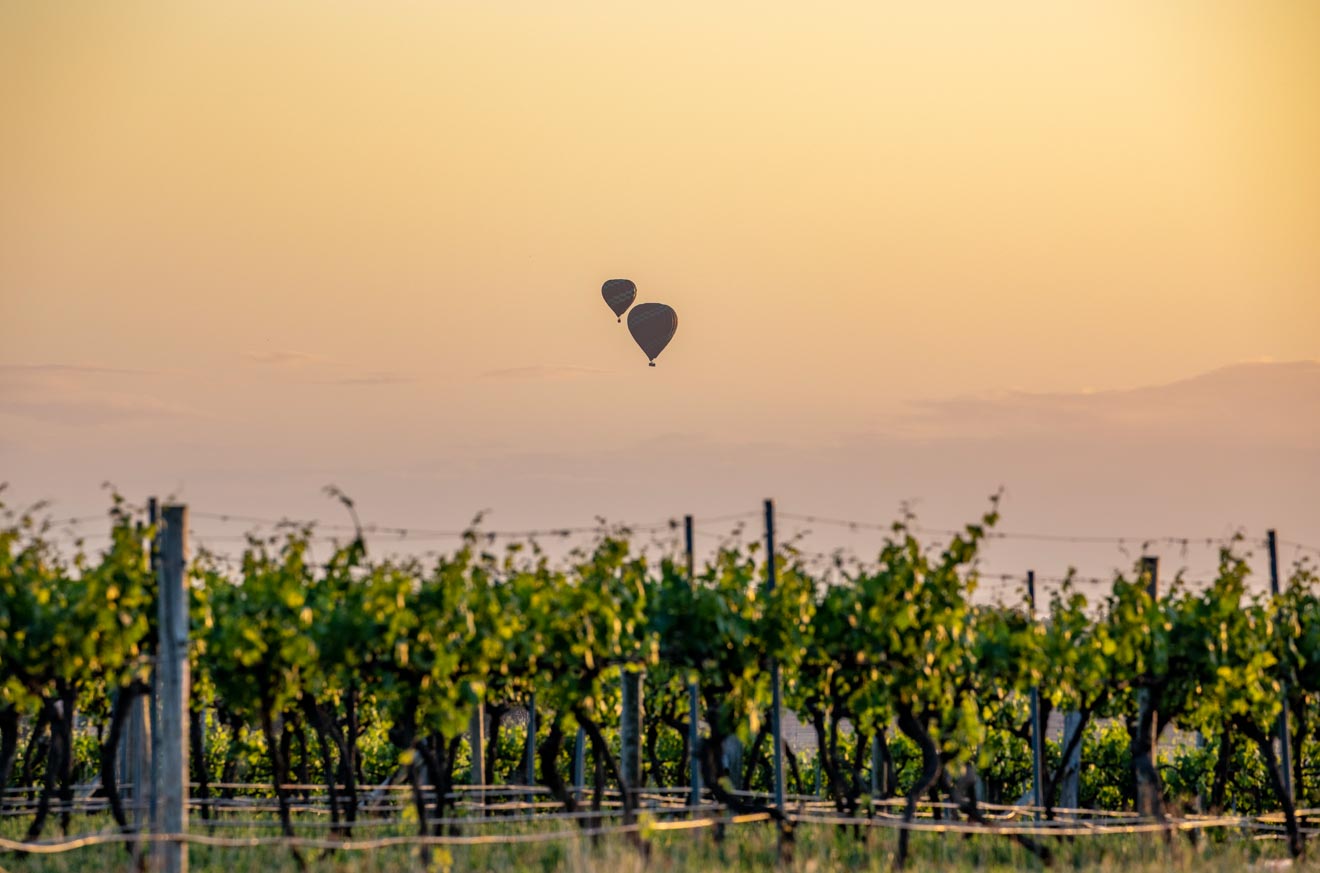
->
601;279;637;322
627;303;678;366
599;278;678;365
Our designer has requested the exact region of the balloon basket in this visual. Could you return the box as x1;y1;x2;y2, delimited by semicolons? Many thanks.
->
648;362;656;367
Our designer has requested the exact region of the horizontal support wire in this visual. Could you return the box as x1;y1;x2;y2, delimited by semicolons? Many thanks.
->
31;507;1297;571
175;804;722;831
11;791;1320;822
776;511;1259;549
188;509;756;541
1279;540;1320;558
40;515;108;528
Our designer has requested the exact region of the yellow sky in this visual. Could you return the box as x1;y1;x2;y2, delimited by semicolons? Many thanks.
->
1;2;1318;554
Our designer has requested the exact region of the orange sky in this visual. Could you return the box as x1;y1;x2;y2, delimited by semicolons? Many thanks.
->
2;3;1318;579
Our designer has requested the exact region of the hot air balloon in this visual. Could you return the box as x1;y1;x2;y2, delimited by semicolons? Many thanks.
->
601;279;637;322
627;303;678;366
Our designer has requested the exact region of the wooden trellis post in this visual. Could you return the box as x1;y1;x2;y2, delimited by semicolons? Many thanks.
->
621;670;643;803
155;504;189;873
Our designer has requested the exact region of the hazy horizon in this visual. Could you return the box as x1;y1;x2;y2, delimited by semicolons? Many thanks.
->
4;359;1317;596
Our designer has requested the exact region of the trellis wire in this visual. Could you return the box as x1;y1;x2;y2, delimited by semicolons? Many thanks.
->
53;504;1292;559
6;809;1320;856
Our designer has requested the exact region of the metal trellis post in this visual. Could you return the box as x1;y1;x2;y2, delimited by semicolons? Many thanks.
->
1268;530;1294;805
685;515;701;806
1027;570;1044;819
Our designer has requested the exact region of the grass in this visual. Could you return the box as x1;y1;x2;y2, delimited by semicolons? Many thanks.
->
0;812;1314;873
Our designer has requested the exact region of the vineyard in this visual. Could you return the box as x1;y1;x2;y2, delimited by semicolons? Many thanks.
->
2;491;1319;872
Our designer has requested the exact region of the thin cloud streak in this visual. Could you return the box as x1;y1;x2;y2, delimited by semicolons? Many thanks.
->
479;365;610;381
0;395;203;426
240;351;325;367
0;364;201;425
322;372;417;386
0;363;156;376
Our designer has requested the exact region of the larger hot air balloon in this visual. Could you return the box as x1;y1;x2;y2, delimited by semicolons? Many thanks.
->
627;303;678;366
601;279;636;322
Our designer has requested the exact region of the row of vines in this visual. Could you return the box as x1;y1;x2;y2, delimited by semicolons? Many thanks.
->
1;493;1318;867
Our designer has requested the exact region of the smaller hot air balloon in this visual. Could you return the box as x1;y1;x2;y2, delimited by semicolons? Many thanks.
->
601;279;637;323
627;303;678;366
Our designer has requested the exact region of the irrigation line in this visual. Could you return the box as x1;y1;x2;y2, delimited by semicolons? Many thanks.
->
0;812;772;855
2;811;1301;855
11;788;1313;829
787;811;1254;837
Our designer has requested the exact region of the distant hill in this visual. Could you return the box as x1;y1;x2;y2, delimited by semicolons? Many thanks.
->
886;360;1320;446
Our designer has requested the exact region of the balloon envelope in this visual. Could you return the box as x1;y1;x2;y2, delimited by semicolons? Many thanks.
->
627;303;678;365
601;279;637;321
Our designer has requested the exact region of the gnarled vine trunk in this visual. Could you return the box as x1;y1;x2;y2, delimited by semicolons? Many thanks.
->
190;703;211;820
1239;718;1303;858
1044;706;1091;820
99;681;145;851
1129;690;1166;823
895;704;942;871
260;705;307;872
1209;720;1232;813
0;707;22;813
539;715;585;821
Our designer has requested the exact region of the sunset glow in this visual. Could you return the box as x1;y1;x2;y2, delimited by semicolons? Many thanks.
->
2;2;1317;573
